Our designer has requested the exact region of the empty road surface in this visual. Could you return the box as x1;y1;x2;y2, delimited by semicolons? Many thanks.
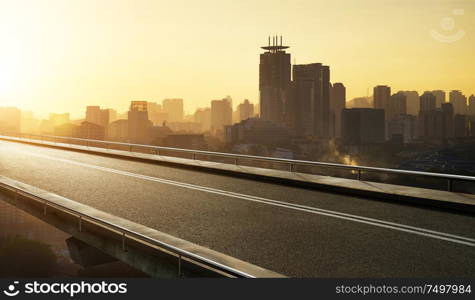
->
0;139;474;277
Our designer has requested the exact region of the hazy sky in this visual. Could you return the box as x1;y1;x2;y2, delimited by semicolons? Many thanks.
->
0;0;474;118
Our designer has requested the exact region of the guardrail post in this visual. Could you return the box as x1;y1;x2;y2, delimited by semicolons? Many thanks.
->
129;145;132;152
235;158;238;165
289;163;293;172
178;254;182;277
357;169;361;180
192;153;196;160
122;232;127;252
447;179;453;192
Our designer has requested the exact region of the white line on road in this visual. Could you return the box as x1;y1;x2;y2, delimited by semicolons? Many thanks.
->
16;149;475;248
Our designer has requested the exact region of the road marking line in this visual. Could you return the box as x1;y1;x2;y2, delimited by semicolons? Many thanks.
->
17;149;475;247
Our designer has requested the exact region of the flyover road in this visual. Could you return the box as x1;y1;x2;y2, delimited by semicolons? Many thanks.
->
0;139;474;277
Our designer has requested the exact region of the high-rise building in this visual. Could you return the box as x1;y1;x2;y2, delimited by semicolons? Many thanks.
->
259;36;291;123
387;114;416;144
162;98;184;122
373;85;391;115
419;92;436;112
469;95;475;116
449;90;468;115
237;99;255;122
341;108;385;145
454;114;469;138
402;91;419;116
147;102;168;125
288;63;331;138
194;108;211;132
330;82;346;138
211;98;232;132
418;103;454;141
86;106;110;127
388;92;407;121
128;101;152;144
432;90;446;108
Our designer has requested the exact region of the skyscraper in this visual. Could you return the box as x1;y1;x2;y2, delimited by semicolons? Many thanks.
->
468;95;475;116
147;102;168;125
330;82;346;138
418;103;454;141
290;63;331;138
259;36;291;123
194;108;211;132
449;90;468;115
237;99;255;122
128;101;152;144
162;98;184;122
419;92;436;112
373;85;391;113
388;92;407;121
86;106;110;128
432;90;446;108
402;91;419;116
211;98;232;132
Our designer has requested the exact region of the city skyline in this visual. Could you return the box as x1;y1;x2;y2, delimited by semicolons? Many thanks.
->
0;0;474;118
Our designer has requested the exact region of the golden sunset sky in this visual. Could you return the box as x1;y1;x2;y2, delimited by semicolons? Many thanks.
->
0;0;474;118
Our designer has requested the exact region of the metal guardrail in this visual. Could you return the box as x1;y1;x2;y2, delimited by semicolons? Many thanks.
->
2;133;475;192
0;178;255;278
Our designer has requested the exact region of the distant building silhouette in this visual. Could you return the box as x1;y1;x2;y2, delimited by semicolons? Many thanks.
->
468;95;475;116
388;92;407;121
147;102;168;125
225;118;290;145
402;91;420;116
194;108;211;132
86;106;111;128
128;101;152;144
454;114;469;138
237;99;255;122
286;63;331;138
259;36;291;123
373;85;391;118
107;119;129;142
211;98;232;133
432;90;446;108
419;91;436;112
330;82;346;138
418;103;454;142
162;98;184;122
387;114;416;144
449;90;468;115
342;108;385;145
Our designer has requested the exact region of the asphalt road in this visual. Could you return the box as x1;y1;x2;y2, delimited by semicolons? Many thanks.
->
0;140;474;277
